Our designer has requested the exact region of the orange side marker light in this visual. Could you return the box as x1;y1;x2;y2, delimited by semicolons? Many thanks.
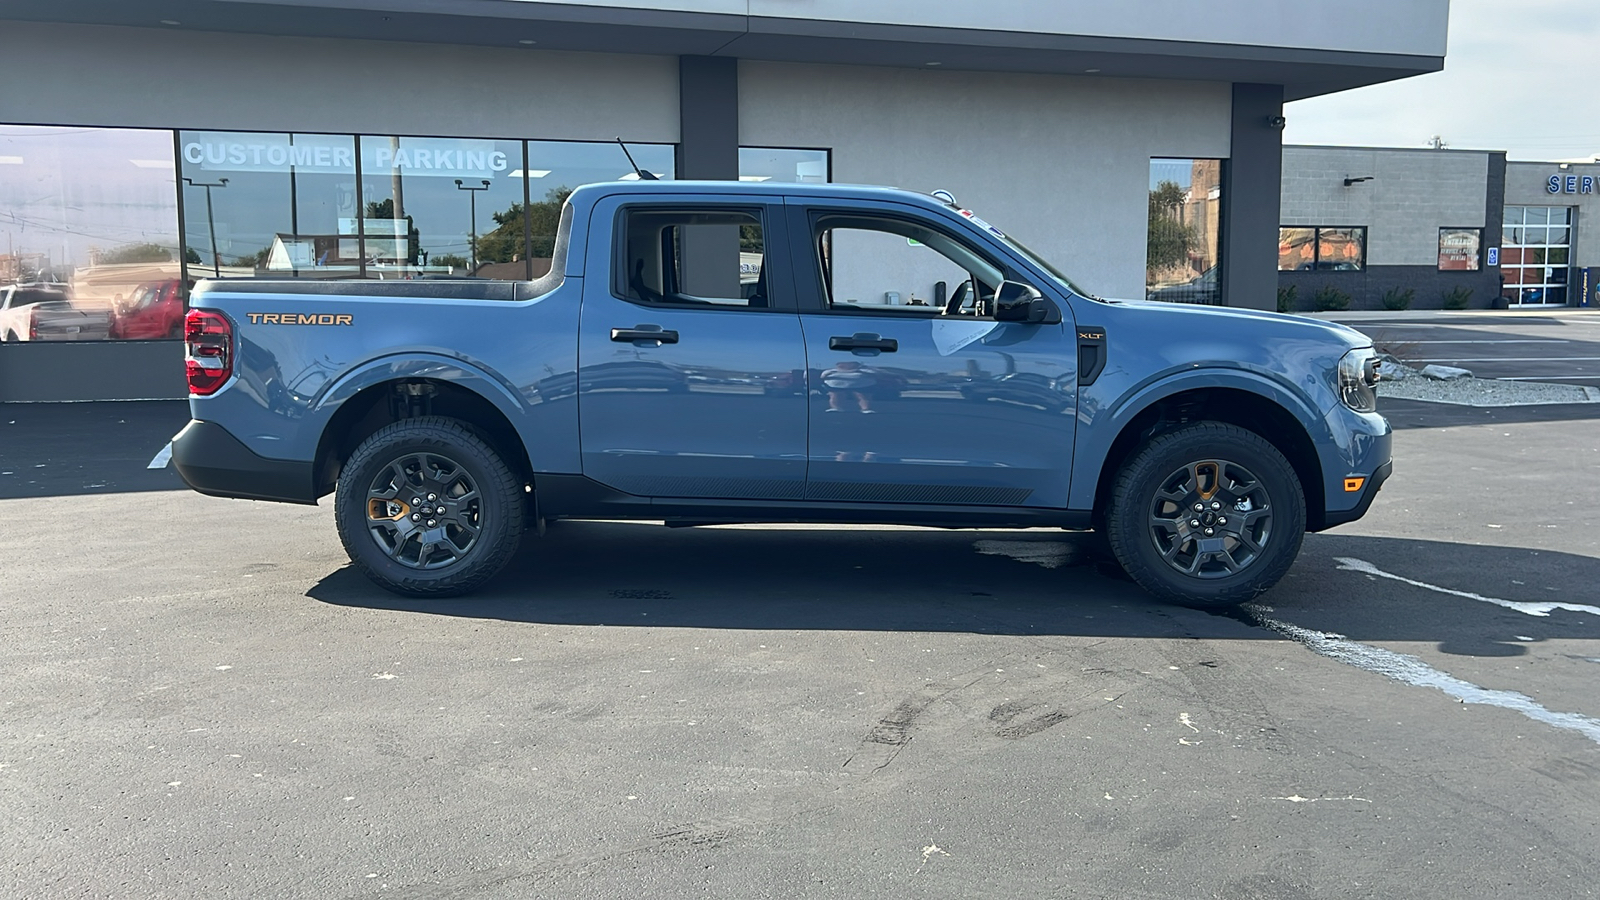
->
1343;477;1366;493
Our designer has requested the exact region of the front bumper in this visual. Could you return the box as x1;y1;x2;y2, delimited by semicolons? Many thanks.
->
1319;459;1392;529
170;419;317;504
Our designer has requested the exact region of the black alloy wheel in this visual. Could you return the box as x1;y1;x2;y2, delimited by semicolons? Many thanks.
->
1106;422;1304;607
364;452;483;570
334;417;523;597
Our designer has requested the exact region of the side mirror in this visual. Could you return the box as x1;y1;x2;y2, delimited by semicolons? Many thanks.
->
993;281;1060;324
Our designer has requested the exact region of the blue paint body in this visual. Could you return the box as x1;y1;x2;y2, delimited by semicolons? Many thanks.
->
180;181;1389;528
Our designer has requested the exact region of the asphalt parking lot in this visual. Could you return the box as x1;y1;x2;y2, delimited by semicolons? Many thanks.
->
1334;310;1600;385
4;383;1600;898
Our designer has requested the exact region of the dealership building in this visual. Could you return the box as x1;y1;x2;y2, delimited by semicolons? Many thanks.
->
1277;147;1600;312
0;0;1449;401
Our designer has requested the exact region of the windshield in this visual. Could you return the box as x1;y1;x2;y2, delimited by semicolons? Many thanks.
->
947;207;1093;298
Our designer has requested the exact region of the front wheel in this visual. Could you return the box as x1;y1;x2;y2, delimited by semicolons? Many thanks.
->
1105;422;1305;608
334;417;524;597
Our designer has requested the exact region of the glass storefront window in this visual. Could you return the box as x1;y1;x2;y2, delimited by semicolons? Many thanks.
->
178;131;358;280
1146;158;1223;304
358;135;525;278
1277;226;1366;271
738;147;829;184
523;140;676;278
0;124;180;341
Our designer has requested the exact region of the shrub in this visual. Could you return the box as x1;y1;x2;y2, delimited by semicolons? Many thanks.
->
1312;285;1351;312
1381;287;1414;311
1276;284;1297;313
1442;286;1473;310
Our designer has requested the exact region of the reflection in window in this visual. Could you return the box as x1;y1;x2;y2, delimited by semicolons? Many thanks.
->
525;140;675;278
1437;228;1481;271
1146;158;1222;304
1277;226;1366;271
358;135;524;278
0;124;180;341
738;147;829;184
178;131;358;279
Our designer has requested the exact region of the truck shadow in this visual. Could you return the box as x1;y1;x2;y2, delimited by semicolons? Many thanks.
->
306;523;1600;656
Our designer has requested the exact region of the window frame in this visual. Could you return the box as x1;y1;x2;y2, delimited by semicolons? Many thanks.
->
607;201;793;313
788;206;1021;318
1278;225;1368;272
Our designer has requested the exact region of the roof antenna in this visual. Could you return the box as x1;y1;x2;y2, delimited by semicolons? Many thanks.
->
616;138;658;181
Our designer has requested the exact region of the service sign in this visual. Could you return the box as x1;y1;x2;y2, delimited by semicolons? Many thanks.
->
1547;173;1598;195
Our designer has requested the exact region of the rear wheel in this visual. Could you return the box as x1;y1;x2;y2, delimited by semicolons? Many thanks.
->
334;417;523;597
1105;422;1304;608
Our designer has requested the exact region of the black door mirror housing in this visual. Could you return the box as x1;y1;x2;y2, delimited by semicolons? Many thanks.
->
993;281;1060;324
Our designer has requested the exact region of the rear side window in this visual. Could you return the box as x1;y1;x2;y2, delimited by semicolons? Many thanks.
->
13;289;65;307
615;207;770;309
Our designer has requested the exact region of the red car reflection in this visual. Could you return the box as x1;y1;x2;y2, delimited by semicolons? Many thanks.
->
110;280;190;340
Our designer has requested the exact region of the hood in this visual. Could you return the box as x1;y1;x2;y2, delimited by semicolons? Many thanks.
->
1090;297;1370;351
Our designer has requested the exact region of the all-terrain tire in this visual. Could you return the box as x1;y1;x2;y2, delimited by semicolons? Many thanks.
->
334;417;524;597
1105;422;1305;608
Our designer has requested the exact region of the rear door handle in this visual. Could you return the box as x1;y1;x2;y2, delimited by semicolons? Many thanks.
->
611;325;679;344
828;333;898;352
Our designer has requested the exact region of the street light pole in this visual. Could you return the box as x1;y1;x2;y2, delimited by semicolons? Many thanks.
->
454;178;490;274
183;176;229;277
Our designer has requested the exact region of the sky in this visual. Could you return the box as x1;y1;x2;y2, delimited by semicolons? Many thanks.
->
1283;0;1600;161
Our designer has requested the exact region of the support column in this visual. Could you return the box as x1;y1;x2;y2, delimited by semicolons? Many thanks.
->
677;56;740;297
677;55;738;181
1220;83;1285;310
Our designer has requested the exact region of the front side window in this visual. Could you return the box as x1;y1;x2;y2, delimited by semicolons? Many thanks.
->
1278;226;1367;271
813;214;1005;316
617;207;769;308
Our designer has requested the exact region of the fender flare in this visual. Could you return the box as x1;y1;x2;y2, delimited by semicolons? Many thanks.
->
313;353;527;418
1070;366;1334;511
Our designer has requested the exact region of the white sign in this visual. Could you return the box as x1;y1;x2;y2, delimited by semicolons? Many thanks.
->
181;133;511;179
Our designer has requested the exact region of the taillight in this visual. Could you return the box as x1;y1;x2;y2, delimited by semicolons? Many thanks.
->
184;309;233;396
28;310;38;341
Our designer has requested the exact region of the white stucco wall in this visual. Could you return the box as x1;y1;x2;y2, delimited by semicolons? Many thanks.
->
1280;147;1488;267
0;21;680;143
740;61;1232;300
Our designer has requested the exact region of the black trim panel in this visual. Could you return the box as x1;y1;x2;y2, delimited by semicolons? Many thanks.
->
533;473;1089;529
170;419;317;504
1315;459;1392;531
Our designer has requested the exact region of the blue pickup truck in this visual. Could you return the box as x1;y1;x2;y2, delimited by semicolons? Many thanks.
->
170;181;1389;607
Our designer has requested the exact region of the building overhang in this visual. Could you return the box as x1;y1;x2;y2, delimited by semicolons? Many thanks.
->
2;0;1443;101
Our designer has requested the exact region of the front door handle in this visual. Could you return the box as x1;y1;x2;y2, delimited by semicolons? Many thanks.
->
611;325;679;344
828;333;898;352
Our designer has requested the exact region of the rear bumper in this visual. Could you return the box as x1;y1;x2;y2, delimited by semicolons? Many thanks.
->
170;419;317;504
1318;459;1392;530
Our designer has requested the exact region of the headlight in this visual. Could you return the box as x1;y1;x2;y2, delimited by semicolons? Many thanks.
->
1337;347;1380;412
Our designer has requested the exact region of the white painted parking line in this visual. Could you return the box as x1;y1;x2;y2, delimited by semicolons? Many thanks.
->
1249;607;1600;745
1411;356;1600;363
147;443;172;469
1335;557;1600;618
